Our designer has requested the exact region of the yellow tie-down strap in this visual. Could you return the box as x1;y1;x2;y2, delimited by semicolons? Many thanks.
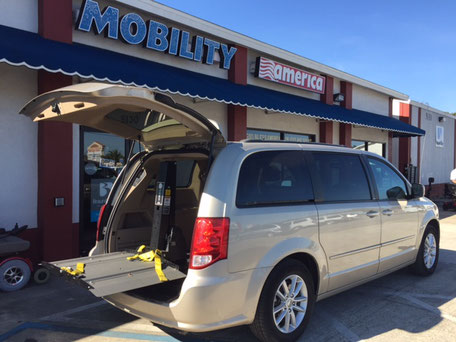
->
61;262;85;277
127;245;168;282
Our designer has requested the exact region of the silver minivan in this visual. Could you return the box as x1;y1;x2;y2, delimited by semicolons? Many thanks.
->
21;83;440;342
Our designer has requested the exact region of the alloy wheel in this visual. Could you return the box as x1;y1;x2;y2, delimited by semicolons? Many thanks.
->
273;274;308;334
424;233;437;269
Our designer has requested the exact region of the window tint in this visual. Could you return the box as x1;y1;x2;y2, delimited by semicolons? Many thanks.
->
148;160;195;189
236;151;313;207
176;160;195;187
312;153;371;201
368;158;408;200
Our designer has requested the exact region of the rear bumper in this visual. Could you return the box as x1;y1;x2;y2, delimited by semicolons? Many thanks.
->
104;262;272;332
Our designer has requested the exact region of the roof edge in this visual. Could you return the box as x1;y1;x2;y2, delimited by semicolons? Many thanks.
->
410;100;454;118
113;0;409;100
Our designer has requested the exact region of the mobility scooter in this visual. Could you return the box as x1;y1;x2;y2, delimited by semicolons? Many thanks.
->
0;224;49;291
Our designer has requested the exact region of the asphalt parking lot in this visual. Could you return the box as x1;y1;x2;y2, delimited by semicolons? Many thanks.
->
1;210;456;342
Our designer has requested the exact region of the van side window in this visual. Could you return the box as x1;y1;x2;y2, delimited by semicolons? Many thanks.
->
236;151;313;207
368;158;408;200
312;153;371;201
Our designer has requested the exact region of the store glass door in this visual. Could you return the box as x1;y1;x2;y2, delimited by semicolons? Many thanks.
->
80;128;130;255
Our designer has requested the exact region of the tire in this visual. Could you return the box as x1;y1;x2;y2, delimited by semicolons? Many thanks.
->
0;259;32;292
250;259;316;342
33;267;51;284
411;224;439;276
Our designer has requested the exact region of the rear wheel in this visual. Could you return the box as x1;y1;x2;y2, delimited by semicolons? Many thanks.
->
250;259;315;342
411;225;439;276
0;259;31;292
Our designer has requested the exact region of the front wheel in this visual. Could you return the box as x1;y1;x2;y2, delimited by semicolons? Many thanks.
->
411;225;439;276
250;259;316;342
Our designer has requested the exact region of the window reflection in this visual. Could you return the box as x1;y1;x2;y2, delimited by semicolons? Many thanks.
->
247;129;315;142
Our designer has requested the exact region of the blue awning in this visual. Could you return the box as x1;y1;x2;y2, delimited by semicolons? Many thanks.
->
0;25;424;137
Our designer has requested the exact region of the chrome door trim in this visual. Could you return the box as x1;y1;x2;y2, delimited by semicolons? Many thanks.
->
378;246;416;263
380;235;415;247
328;235;415;260
329;244;381;260
327;259;379;278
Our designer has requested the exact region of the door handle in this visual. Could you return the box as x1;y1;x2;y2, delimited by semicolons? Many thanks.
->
366;211;379;218
382;209;393;216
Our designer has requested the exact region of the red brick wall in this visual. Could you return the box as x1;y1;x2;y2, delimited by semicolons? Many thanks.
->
227;45;247;140
38;0;77;261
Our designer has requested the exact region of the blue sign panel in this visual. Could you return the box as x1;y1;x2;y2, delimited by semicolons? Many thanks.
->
78;0;237;69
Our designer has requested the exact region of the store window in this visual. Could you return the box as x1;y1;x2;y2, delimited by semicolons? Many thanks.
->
352;140;386;157
247;129;315;142
80;128;132;255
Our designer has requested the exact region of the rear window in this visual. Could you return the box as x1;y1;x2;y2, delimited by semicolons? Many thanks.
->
236;151;314;207
176;160;196;187
148;160;196;189
312;153;371;202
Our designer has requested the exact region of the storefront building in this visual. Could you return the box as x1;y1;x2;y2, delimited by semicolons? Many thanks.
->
393;100;456;197
0;0;426;261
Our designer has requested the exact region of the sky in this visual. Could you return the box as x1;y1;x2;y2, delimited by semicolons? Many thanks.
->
156;0;456;113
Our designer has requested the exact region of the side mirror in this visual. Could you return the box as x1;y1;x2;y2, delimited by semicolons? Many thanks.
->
386;186;406;200
411;183;425;198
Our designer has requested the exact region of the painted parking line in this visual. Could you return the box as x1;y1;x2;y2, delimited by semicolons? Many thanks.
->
0;321;199;342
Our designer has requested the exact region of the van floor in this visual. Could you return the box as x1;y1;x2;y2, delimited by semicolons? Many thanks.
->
126;278;185;303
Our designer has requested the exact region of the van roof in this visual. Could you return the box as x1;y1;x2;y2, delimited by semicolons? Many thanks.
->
238;140;350;151
233;140;385;158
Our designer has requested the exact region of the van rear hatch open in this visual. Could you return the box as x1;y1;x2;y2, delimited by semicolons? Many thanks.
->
20;82;225;151
42;251;186;297
20;82;225;297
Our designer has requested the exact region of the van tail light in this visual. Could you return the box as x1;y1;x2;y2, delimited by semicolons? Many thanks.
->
190;218;230;270
96;204;107;241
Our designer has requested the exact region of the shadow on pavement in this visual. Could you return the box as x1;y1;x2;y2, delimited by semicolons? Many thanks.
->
159;249;456;341
1;244;455;341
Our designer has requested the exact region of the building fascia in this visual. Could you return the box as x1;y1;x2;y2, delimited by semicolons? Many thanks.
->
410;100;454;119
111;0;409;100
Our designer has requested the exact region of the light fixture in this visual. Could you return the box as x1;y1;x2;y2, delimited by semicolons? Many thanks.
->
333;93;345;102
438;116;446;122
